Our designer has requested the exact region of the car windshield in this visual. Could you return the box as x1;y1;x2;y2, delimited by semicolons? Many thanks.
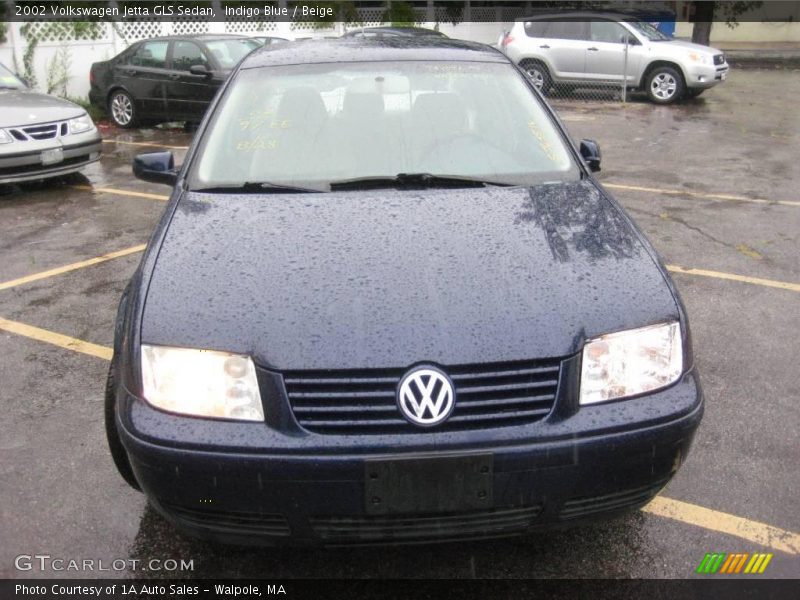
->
191;60;579;191
0;63;25;89
204;39;261;69
626;19;671;41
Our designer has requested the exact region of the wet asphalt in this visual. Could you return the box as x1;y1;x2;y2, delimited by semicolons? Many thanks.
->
0;68;798;580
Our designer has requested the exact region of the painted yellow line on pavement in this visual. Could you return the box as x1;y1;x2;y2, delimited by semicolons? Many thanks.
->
1;315;799;553
72;184;169;201
644;496;800;555
605;182;800;208
667;264;800;293
0;317;112;361
102;139;189;150
0;245;146;292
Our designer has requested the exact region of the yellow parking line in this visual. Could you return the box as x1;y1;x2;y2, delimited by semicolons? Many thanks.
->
667;264;800;293
1;314;799;554
0;317;112;361
0;244;146;292
644;496;800;555
72;184;169;201
605;182;800;208
102;139;189;150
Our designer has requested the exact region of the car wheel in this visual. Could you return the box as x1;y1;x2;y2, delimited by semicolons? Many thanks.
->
520;60;551;95
108;90;138;128
684;88;704;99
104;361;141;491
646;66;684;104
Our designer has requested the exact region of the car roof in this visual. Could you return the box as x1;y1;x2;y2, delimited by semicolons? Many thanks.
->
136;34;254;42
241;37;505;69
343;26;445;36
516;11;635;22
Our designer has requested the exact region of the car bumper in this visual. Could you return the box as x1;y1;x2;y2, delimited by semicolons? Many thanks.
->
0;131;102;184
685;63;729;89
118;369;703;546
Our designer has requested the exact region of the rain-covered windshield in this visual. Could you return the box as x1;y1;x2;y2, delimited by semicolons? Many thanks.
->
190;60;579;191
204;38;261;69
626;19;671;41
0;63;25;89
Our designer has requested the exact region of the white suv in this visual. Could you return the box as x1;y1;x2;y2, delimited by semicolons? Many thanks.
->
499;12;729;103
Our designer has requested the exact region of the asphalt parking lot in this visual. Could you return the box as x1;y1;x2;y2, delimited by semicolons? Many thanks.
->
1;67;798;580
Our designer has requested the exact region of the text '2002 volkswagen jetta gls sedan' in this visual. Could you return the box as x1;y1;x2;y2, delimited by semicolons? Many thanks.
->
107;38;703;545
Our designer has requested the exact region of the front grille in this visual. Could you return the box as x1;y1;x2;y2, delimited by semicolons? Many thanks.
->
559;479;668;520
21;123;60;140
163;503;291;536
284;358;562;435
713;53;725;65
311;505;542;543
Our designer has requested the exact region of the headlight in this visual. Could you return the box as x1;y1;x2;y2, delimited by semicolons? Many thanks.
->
141;345;264;421
580;322;683;405
0;129;12;144
68;114;94;134
688;52;710;64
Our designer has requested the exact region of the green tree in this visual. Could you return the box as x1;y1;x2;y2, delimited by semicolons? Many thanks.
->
689;1;763;46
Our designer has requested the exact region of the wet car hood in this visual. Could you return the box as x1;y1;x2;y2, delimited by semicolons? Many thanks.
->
0;90;85;126
142;181;679;370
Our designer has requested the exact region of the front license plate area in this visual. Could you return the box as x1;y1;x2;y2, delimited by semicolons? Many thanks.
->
40;148;64;165
365;454;493;515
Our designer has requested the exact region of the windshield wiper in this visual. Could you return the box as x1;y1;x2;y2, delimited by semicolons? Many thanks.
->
191;181;324;194
329;173;515;192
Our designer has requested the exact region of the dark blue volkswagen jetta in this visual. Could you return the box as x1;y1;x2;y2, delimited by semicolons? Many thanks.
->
107;38;703;545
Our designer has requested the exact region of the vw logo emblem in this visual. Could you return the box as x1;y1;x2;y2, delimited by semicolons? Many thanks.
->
397;366;455;427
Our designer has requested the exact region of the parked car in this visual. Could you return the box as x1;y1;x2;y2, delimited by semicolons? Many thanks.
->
342;26;448;38
250;35;291;46
89;34;261;128
499;11;729;103
0;62;101;185
107;38;702;545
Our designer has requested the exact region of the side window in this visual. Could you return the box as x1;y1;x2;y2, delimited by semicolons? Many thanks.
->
543;20;587;41
130;41;169;69
590;21;629;44
523;21;548;38
172;41;210;71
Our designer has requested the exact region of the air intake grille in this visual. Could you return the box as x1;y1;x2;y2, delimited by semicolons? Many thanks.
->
22;123;60;140
284;358;562;435
311;505;542;543
559;479;668;520
163;503;290;536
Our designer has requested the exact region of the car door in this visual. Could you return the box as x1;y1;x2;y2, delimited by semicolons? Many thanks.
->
539;19;589;80
115;40;170;117
584;20;642;83
165;40;220;120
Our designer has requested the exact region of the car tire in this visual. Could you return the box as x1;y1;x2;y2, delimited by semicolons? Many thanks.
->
108;89;138;128
520;60;552;95
104;361;141;491
684;88;704;99
645;66;684;104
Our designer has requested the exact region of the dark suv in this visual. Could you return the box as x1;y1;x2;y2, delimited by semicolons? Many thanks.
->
89;34;260;127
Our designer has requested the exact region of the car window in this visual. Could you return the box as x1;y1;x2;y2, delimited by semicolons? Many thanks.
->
204;39;260;69
523;21;548;38
130;41;169;69
0;62;25;89
590;20;629;44
171;41;210;71
543;20;587;41
191;61;578;190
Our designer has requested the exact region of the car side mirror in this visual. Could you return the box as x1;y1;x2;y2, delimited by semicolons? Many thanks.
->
189;64;211;78
133;151;178;186
579;139;601;172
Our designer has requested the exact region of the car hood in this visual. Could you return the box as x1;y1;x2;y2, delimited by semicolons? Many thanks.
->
0;90;85;126
142;181;679;370
657;39;722;56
